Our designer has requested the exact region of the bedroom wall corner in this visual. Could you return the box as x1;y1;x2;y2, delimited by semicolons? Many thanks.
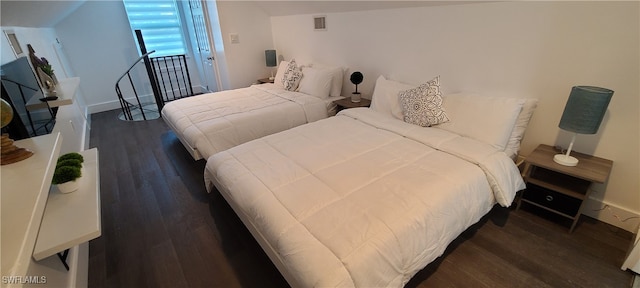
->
54;1;140;113
215;1;275;89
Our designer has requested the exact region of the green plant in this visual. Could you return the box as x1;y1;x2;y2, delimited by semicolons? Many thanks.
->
56;159;82;169
52;153;84;185
58;152;84;163
41;64;54;77
37;57;54;77
52;166;82;184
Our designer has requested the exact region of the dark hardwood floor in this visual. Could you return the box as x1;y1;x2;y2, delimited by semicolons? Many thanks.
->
88;109;636;287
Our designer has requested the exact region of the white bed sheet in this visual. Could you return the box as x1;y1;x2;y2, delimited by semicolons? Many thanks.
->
204;108;525;287
162;83;335;160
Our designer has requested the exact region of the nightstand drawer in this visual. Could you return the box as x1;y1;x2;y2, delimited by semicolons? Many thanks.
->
522;184;581;216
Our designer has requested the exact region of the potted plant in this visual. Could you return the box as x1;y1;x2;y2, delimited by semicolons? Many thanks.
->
57;152;83;162
350;71;363;103
52;152;84;193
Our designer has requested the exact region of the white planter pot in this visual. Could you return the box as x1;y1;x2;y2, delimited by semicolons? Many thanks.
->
351;92;361;103
57;179;79;193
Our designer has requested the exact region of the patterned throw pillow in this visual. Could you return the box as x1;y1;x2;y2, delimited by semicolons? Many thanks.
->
282;59;303;91
399;76;449;127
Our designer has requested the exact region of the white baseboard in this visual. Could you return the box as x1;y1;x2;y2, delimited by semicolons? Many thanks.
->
88;94;155;114
88;87;200;114
87;100;124;114
582;197;640;232
195;85;205;94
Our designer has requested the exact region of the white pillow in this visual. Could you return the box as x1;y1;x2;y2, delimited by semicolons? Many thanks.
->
273;60;289;89
370;75;416;119
434;93;525;151
312;64;345;97
504;98;538;159
298;66;333;99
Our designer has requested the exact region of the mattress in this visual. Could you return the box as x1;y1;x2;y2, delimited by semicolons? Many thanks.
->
204;108;525;287
161;83;334;160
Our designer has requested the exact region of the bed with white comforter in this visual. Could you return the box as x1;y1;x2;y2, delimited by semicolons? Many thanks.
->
204;107;527;287
162;83;335;160
203;74;537;287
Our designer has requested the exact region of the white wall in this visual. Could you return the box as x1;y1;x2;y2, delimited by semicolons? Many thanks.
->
0;30;18;62
54;1;142;113
1;27;63;73
271;2;640;231
215;1;274;89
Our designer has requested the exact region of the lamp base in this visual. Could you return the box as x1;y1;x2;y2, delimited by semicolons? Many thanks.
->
1;134;33;165
553;154;579;166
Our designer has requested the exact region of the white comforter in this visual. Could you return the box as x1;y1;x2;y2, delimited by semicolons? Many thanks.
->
162;83;330;159
205;108;525;287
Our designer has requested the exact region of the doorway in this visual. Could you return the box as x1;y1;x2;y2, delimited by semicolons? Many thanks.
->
186;0;219;93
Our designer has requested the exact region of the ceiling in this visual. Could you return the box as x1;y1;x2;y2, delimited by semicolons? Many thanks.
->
0;0;86;28
0;0;482;28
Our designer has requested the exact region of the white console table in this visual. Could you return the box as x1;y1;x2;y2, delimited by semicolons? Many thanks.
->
0;133;100;287
1;133;62;279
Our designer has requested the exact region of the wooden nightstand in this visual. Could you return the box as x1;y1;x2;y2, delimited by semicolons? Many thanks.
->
517;144;613;232
334;97;371;112
257;78;274;84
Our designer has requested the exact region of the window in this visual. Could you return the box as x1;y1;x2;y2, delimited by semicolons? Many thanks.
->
123;0;186;57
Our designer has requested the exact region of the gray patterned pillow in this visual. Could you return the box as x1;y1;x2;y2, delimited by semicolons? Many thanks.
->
399;76;449;127
282;59;302;91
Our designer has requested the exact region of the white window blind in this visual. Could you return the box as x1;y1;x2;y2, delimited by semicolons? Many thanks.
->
123;0;186;57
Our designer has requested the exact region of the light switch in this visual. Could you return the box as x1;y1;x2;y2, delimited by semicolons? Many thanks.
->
230;33;239;44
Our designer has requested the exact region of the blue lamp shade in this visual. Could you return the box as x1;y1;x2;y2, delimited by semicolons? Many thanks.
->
553;85;613;166
558;86;613;135
265;50;277;67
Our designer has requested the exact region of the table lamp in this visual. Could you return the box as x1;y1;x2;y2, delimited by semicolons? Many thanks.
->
265;50;277;80
553;86;613;166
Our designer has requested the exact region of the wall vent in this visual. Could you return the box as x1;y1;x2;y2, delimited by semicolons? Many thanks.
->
313;16;326;31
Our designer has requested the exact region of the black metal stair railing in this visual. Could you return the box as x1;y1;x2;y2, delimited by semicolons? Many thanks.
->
114;52;196;121
115;29;196;121
151;55;194;102
115;50;158;121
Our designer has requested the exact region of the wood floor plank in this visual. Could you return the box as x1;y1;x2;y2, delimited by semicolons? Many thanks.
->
88;109;635;288
163;219;217;287
148;239;189;288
